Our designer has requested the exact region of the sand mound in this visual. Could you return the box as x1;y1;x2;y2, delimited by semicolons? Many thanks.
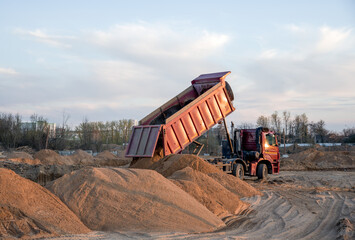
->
69;149;94;165
129;147;164;169
0;161;82;186
132;154;260;218
2;151;39;165
7;151;33;160
47;167;225;233
207;172;261;198
96;150;117;159
34;149;73;165
282;148;355;170
4;157;42;165
133;154;260;197
94;150;130;167
146;154;221;177
4;151;41;165
0;205;51;238
0;168;90;238
15;146;36;155
169;167;249;218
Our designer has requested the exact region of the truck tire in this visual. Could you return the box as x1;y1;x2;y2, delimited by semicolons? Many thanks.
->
232;163;244;180
257;163;268;179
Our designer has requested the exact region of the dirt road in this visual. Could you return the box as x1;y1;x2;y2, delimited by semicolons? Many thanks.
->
49;171;355;240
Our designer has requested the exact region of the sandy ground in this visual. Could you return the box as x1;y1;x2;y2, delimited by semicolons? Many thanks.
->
46;170;355;240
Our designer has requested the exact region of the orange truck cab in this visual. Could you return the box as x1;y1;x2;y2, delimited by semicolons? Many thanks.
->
214;127;280;179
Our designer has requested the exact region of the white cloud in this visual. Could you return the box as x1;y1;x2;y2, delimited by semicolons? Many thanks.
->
14;28;76;48
258;49;278;59
316;26;352;53
285;24;306;33
87;22;230;60
0;67;18;75
6;22;354;130
233;25;355;128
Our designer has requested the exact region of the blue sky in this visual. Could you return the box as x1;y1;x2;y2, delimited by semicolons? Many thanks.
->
0;0;354;131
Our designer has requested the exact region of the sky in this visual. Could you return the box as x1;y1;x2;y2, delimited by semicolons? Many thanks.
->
0;0;354;131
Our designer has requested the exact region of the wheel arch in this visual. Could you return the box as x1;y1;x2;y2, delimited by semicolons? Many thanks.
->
232;158;247;172
257;160;273;174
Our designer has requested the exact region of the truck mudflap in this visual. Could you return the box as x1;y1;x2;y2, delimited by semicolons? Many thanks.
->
125;125;162;158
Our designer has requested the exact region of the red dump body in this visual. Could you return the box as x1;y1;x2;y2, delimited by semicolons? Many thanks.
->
126;71;235;158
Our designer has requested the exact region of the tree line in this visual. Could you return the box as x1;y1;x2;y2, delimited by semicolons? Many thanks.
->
255;111;354;144
0;111;354;152
74;118;135;151
0;112;135;151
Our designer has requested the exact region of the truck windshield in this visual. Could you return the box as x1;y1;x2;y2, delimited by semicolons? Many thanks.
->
265;133;277;147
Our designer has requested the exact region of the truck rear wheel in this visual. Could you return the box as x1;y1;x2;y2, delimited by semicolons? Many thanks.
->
257;163;268;179
232;163;244;180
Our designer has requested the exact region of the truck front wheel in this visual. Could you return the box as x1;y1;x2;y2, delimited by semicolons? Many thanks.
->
232;163;244;180
257;163;268;179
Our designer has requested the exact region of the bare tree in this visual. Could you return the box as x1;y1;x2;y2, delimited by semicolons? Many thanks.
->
0;113;22;149
309;120;328;143
293;113;309;143
76;117;93;149
270;111;281;133
256;115;270;128
282;111;291;141
237;122;255;129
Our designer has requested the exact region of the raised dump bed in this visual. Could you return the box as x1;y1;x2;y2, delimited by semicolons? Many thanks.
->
126;71;235;158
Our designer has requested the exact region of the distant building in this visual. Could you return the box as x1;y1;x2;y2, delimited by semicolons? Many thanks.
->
21;121;56;138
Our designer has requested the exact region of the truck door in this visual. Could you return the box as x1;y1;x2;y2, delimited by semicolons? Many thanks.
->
263;132;279;161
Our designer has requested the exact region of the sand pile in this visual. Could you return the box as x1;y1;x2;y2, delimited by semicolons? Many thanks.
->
0;168;90;239
94;150;130;167
129;147;164;169
207;172;261;198
0;205;51;238
169;167;249;218
147;155;259;198
69;149;94;165
0;161;81;186
47;167;225;233
15;146;36;155
7;151;33;160
4;151;42;165
132;154;260;218
282;148;355;170
147;154;221;177
34;149;73;165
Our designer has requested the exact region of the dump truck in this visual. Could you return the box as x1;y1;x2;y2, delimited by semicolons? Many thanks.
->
125;71;280;179
212;126;280;179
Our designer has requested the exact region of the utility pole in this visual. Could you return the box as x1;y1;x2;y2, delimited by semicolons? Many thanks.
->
283;128;286;155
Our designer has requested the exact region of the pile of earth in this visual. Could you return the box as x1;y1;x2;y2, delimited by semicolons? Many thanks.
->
14;146;36;155
131;154;261;218
129;147;164;169
69;149;95;165
29;149;94;166
0;168;89;239
94;150;130;167
0;149;131;185
281;148;355;170
3;151;41;165
0;160;82;185
34;149;74;165
47;167;225;233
